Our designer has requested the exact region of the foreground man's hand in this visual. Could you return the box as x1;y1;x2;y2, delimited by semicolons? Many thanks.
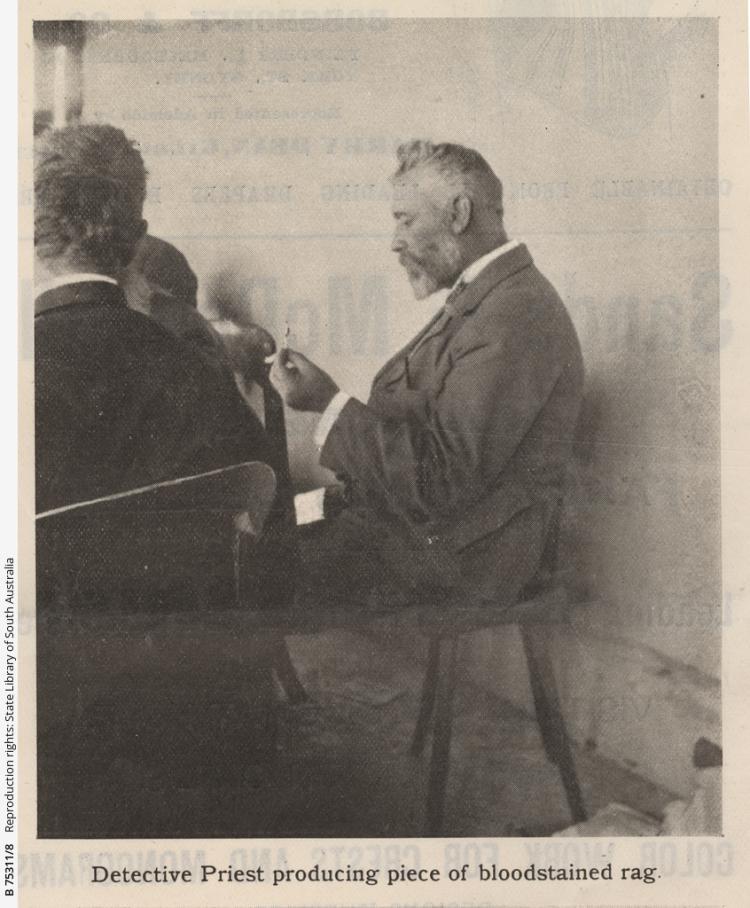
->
270;348;339;412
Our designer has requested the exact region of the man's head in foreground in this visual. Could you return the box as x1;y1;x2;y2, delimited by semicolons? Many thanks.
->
391;140;507;299
34;124;148;283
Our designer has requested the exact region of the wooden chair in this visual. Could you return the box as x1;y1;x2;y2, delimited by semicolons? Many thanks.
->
406;505;587;835
35;462;279;835
36;461;277;613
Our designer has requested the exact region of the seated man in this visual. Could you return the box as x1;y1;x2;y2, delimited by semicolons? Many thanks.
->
272;140;584;609
34;126;292;829
34;123;272;514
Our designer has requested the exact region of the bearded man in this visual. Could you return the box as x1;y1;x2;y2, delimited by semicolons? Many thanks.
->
272;140;584;608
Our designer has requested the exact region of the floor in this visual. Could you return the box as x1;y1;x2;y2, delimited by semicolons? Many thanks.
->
39;627;675;838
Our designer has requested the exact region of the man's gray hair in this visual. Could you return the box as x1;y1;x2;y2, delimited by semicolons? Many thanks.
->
393;139;503;216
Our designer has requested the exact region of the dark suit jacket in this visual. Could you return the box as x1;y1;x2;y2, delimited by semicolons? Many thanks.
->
34;281;270;514
134;290;234;372
320;243;584;601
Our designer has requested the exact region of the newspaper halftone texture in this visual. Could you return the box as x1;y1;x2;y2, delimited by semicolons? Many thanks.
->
14;1;749;906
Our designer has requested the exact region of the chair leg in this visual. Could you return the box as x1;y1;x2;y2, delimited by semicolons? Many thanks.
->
274;637;308;705
425;634;459;835
411;636;441;756
521;624;586;824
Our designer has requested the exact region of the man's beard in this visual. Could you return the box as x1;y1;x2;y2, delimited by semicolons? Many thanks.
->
400;238;462;300
403;263;440;300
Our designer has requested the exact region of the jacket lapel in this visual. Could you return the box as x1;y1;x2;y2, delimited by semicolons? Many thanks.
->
371;306;444;386
371;243;533;389
371;346;409;388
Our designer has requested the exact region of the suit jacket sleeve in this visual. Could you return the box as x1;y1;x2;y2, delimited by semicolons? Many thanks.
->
320;296;564;523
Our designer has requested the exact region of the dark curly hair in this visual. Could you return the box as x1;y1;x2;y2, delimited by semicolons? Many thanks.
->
34;124;148;274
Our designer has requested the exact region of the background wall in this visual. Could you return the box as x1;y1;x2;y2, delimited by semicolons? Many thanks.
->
35;17;721;795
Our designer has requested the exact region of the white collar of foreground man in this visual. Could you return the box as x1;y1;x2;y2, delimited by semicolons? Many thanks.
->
34;272;118;299
451;238;520;292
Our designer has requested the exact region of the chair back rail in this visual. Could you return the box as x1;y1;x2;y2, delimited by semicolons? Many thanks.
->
36;461;276;615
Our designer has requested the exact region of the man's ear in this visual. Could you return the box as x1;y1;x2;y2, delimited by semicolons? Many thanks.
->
120;220;149;271
450;195;472;234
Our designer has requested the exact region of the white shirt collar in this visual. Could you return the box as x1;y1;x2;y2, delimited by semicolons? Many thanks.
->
35;272;119;300
452;239;520;291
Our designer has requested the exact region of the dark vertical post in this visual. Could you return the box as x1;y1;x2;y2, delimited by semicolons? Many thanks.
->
261;377;307;702
521;623;586;823
411;636;441;756
425;634;459;835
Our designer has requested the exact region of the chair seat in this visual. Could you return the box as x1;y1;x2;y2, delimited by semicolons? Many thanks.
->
38;582;569;639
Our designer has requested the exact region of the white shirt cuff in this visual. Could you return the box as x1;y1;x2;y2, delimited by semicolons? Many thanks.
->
314;391;351;449
294;487;327;525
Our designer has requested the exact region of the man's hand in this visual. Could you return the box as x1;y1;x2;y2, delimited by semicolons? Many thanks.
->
270;348;339;413
212;321;276;381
